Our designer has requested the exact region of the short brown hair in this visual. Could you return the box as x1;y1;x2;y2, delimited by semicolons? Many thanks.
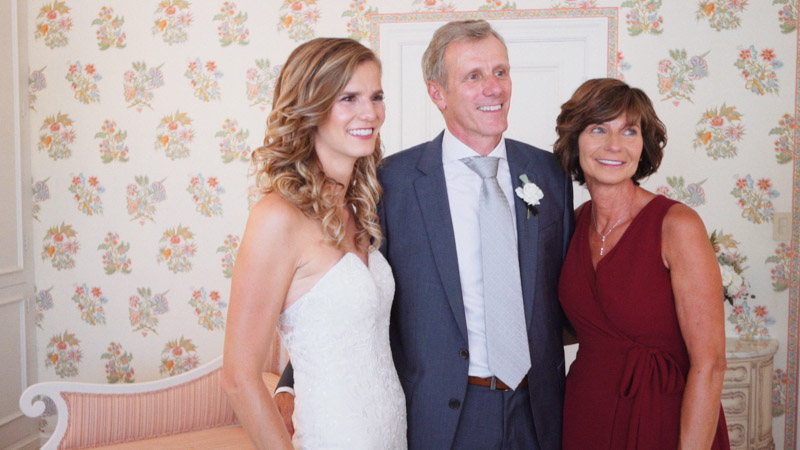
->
422;19;506;88
553;78;667;185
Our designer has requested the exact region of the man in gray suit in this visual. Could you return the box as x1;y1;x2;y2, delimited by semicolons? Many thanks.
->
276;20;573;449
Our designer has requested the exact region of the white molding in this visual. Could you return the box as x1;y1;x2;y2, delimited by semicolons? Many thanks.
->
10;0;22;270
0;411;24;427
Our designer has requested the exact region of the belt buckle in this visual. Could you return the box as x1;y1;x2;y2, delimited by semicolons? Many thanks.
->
490;376;498;391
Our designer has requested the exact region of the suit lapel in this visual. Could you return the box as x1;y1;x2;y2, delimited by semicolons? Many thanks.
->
507;141;539;330
414;134;468;342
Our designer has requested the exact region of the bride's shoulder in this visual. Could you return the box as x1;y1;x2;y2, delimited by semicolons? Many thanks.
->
245;193;313;248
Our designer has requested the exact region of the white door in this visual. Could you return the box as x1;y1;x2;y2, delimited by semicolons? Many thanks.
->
0;0;37;448
374;14;612;371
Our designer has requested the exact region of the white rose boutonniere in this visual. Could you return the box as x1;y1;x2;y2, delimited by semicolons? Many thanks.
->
515;174;543;218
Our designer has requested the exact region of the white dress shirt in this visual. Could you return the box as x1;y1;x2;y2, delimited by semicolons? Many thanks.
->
441;129;519;378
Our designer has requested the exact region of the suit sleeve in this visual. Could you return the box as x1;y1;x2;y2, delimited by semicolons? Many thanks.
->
276;361;294;392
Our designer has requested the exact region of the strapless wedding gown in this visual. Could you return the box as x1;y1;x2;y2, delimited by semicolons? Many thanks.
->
278;251;407;449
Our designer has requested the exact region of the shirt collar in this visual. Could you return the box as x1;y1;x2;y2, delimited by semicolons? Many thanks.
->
442;128;507;164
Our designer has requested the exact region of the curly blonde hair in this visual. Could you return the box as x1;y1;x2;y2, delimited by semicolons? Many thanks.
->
252;38;383;250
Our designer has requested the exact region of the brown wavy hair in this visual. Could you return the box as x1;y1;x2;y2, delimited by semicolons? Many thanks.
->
553;78;667;185
252;38;383;250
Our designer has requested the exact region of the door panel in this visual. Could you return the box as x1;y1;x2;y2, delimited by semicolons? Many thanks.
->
0;0;37;447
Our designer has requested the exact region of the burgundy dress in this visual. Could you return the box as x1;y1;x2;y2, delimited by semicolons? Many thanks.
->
559;195;729;449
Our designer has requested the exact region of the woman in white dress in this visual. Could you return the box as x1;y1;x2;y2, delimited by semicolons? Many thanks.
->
222;38;406;449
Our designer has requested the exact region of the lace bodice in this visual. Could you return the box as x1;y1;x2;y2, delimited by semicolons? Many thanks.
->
278;251;407;449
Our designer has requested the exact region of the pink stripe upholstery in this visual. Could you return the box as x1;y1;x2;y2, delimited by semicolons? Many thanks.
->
59;368;237;449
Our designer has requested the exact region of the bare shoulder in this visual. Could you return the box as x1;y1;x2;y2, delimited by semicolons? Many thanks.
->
248;193;305;233
242;192;311;255
661;201;712;268
662;202;707;238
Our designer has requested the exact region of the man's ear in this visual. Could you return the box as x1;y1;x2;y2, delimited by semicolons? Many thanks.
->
427;80;447;111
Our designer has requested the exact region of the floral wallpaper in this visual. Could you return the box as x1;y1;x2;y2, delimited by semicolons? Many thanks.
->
25;0;798;446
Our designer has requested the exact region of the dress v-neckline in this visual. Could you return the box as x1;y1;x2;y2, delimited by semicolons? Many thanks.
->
585;196;661;274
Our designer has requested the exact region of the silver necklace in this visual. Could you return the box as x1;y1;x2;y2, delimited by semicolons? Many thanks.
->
592;208;624;256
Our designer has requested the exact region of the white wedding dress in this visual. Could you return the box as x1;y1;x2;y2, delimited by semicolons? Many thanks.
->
278;251;407;449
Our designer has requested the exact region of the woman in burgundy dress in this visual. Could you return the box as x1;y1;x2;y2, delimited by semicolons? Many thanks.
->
553;78;730;449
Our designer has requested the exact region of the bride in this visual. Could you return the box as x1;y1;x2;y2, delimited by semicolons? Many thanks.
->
222;38;407;449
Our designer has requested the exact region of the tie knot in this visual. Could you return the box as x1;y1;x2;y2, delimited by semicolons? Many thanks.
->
462;156;499;179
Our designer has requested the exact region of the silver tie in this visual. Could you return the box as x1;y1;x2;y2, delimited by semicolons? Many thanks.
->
462;156;531;389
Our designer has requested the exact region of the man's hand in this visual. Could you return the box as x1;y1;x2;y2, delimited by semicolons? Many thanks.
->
274;392;295;436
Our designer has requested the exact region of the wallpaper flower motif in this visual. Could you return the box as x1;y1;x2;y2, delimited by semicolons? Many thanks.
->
65;61;101;104
29;67;46;112
343;0;378;41
69;174;104;216
98;232;132;275
101;342;135;383
711;229;753;304
769;113;796;164
123;62;164;112
45;330;81;378
32;178;50;222
189;288;227;331
692;103;744;159
215;119;251;163
214;1;250;47
155;110;194;160
765;242;791;292
616;51;632;80
159;336;199;376
278;0;320;42
622;0;664;35
129;287;169;336
656;176;707;207
657;49;709;106
34;287;54;329
696;0;748;31
185;59;223;102
729;301;776;341
72;284;108;326
38;112;75;160
92;6;126;50
735;46;783;95
95;120;129;163
731;175;779;224
157;224;197;273
216;234;239;279
41;223;79;270
478;0;517;10
553;0;597;9
412;0;456;12
247;184;262;210
153;0;192;45
245;59;280;110
774;0;798;33
35;1;72;49
773;368;788;416
126;176;167;225
187;173;224;217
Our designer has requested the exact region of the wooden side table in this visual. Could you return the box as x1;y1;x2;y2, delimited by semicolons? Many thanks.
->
722;338;779;450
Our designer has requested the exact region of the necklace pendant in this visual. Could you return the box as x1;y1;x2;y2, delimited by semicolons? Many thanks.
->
600;236;606;256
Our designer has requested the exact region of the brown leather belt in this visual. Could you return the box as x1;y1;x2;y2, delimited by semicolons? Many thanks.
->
467;375;528;391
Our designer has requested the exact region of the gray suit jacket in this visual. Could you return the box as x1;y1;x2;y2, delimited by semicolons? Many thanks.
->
379;132;574;449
